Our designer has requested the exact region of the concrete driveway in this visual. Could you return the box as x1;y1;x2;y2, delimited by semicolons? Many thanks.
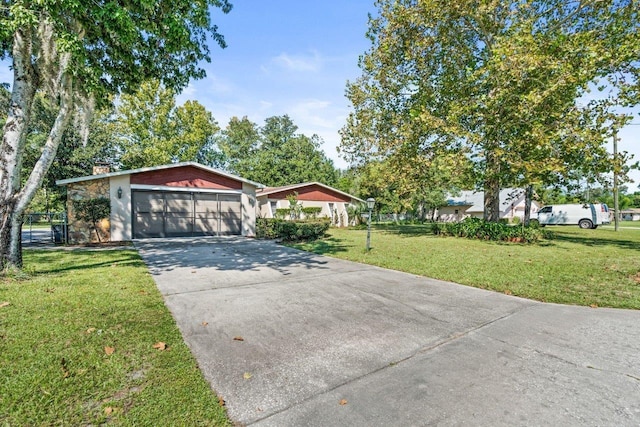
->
135;237;640;426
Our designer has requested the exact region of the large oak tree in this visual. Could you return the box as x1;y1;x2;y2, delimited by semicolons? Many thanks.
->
0;0;232;269
342;0;639;222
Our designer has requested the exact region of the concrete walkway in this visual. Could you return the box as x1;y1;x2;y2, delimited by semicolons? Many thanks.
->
135;237;640;426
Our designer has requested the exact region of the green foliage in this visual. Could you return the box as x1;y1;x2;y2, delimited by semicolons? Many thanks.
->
1;0;232;101
72;197;111;242
432;218;552;243
301;207;322;219
114;80;222;169
256;218;330;242
283;192;303;220
219;115;338;186
342;0;640;222
274;208;289;220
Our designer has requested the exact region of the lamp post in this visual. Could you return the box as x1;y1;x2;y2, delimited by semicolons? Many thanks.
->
366;198;375;251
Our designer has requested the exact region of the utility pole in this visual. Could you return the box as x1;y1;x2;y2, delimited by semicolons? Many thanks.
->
613;126;619;232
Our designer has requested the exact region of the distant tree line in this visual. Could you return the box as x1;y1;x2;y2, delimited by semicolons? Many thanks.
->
1;81;339;212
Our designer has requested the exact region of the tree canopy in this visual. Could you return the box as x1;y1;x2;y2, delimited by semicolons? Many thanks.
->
342;0;640;221
219;115;338;187
114;80;222;170
1;0;232;269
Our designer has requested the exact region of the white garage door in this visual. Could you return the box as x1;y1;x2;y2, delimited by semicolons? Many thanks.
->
132;191;242;238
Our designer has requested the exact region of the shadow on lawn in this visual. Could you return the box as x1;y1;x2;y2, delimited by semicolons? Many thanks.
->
551;231;640;251
370;223;434;237
24;249;144;275
295;236;352;256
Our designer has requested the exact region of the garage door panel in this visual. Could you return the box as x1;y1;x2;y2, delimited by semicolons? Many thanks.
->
195;194;218;213
219;194;241;212
165;213;193;236
132;190;242;238
166;193;192;213
220;216;241;234
194;214;218;235
134;192;164;213
134;213;164;238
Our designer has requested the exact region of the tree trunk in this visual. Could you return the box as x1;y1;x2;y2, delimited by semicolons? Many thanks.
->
483;149;501;222
0;29;36;271
1;23;74;270
523;184;533;226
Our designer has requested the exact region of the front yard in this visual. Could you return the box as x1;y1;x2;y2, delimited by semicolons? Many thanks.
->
0;249;230;426
293;224;640;309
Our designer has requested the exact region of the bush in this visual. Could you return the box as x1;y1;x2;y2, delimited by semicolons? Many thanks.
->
432;217;552;243
275;208;289;219
256;218;330;242
301;206;322;219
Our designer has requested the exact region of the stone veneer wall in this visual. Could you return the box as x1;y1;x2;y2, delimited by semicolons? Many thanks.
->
66;179;111;243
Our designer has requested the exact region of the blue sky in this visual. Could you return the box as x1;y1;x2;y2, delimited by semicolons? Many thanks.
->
1;1;639;186
173;1;376;170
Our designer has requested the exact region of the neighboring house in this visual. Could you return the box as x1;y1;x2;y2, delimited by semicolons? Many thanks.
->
256;182;363;226
620;208;640;221
437;188;541;222
57;162;263;243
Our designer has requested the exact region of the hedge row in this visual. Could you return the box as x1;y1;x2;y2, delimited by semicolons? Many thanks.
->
432;217;553;243
256;218;330;241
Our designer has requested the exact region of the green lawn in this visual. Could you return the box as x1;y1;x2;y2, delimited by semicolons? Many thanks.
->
601;221;640;229
293;224;640;309
0;249;230;426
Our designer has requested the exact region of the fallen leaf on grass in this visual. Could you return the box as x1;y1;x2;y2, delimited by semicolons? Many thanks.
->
218;395;226;407
504;290;512;295
152;342;167;350
233;336;244;341
86;327;96;334
339;399;348;406
104;407;114;415
104;346;115;355
590;304;598;308
61;358;70;378
0;301;9;309
243;372;252;380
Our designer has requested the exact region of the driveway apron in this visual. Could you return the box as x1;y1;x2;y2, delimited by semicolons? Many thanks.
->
135;237;640;426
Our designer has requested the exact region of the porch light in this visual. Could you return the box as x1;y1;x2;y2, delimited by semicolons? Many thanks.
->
366;198;375;210
117;187;123;199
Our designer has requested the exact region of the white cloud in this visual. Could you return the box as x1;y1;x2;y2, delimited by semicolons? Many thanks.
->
259;100;274;110
270;51;323;73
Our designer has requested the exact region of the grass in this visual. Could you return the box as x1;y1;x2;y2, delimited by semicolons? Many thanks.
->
0;249;230;426
601;221;640;229
292;224;640;309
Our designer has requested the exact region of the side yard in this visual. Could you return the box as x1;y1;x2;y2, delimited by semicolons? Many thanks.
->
0;249;230;426
293;225;640;309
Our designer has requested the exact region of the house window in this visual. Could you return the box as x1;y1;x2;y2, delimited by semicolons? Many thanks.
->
328;203;334;220
270;201;277;217
454;209;459;215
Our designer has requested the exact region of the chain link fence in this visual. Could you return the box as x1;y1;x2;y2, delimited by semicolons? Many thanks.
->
22;212;68;245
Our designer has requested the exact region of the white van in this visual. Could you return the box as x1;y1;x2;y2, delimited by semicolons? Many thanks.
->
536;203;610;229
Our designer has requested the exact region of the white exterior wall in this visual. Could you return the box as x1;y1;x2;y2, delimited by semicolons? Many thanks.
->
109;175;131;241
242;183;257;237
255;197;351;227
437;206;471;222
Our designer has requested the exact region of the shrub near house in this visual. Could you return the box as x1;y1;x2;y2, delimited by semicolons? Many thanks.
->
432;217;551;242
256;218;329;241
